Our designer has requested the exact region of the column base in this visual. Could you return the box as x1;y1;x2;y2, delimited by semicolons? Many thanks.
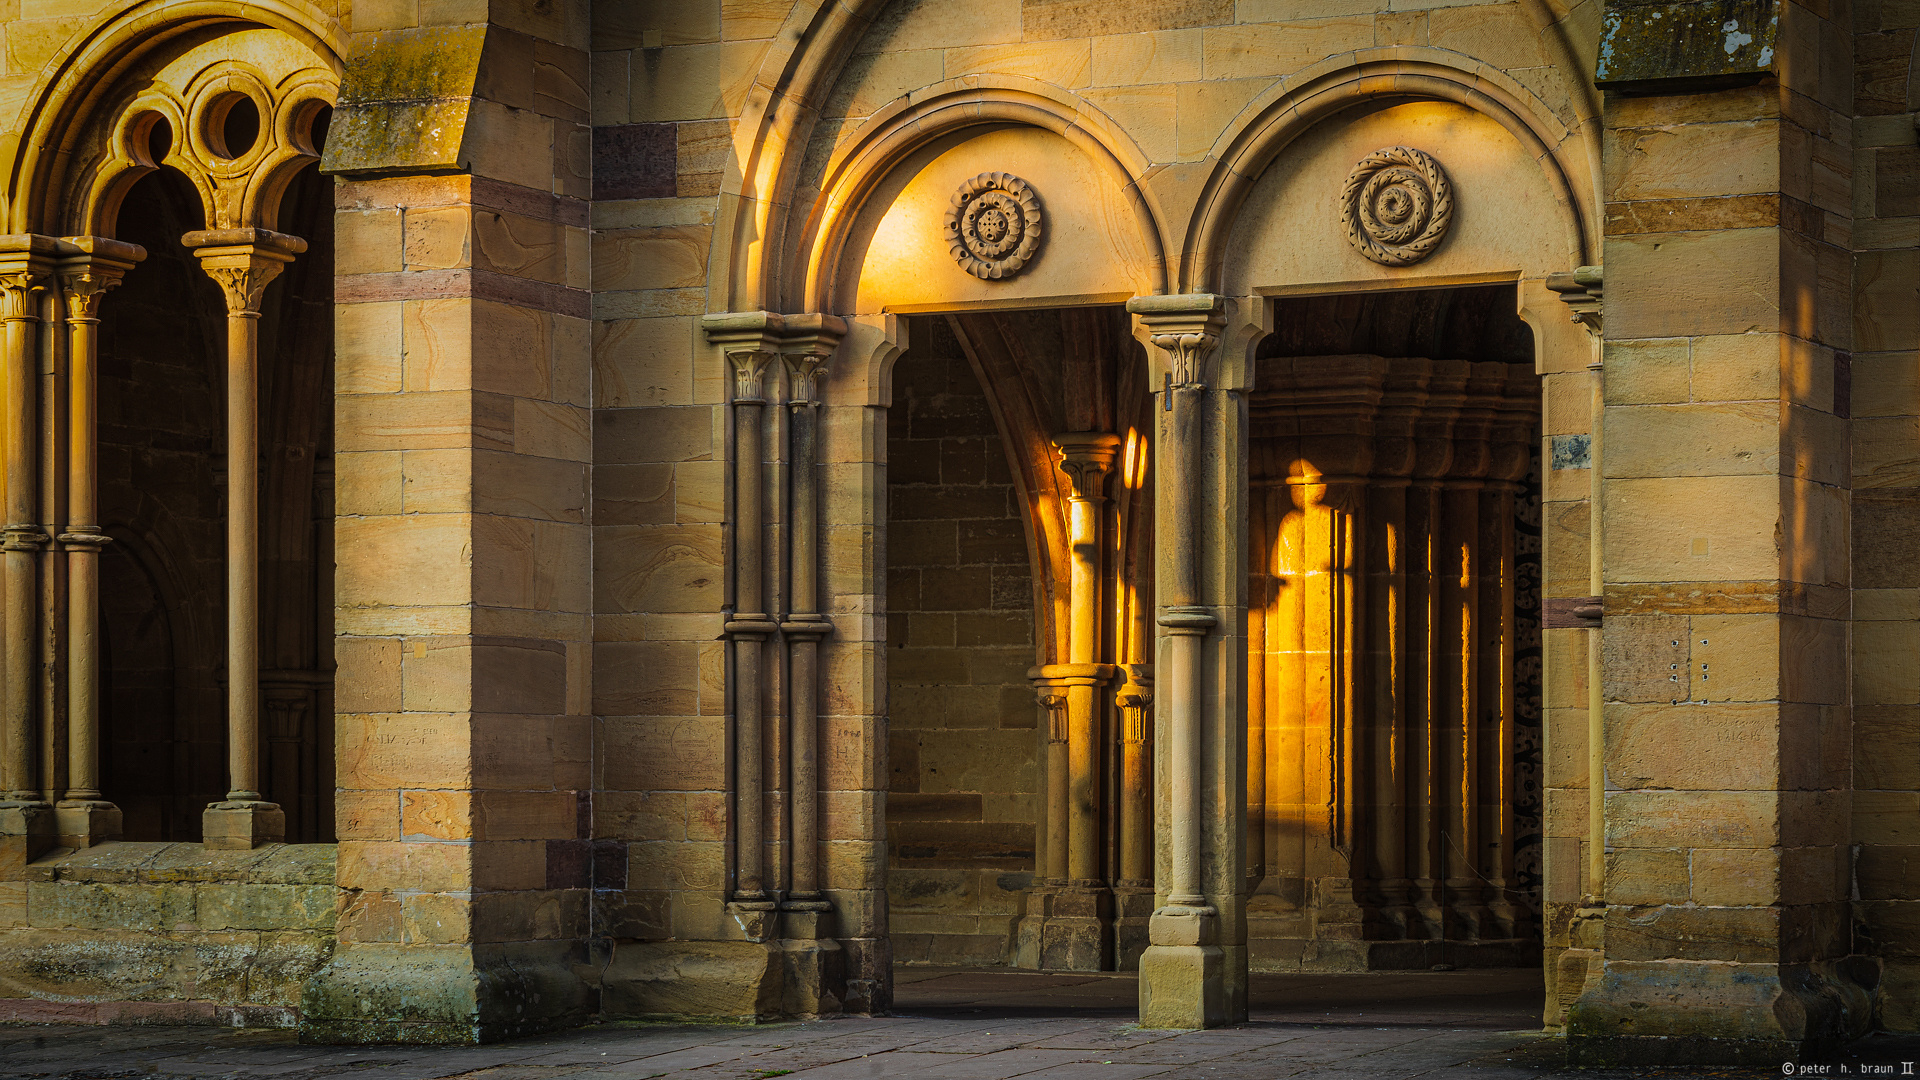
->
202;801;285;850
55;800;122;849
601;939;784;1021
1012;885;1115;971
1042;886;1112;971
1112;886;1155;971
1139;907;1226;1029
0;801;55;877
1566;959;1876;1067
778;936;846;1018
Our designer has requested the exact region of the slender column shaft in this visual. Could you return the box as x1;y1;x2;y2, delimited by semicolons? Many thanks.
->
1410;482;1441;891
63;303;104;800
730;357;769;900
1586;360;1605;901
1055;434;1117;886
1489;481;1519;894
1370;482;1409;885
1042;688;1068;884
1;271;43;802
37;288;63;805
1163;384;1208;906
188;228;300;847
1116;668;1153;886
1442;483;1482;911
226;308;263;799
784;352;829;901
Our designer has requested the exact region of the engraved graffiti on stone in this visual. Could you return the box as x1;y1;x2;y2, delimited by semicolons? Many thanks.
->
1340;147;1453;267
944;172;1043;280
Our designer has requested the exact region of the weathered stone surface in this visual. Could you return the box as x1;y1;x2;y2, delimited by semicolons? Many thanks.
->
600;940;780;1020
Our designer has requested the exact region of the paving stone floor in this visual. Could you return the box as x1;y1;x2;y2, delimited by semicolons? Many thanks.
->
1;967;1912;1079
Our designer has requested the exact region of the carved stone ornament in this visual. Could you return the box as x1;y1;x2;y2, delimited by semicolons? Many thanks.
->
1340;146;1454;267
944;172;1043;280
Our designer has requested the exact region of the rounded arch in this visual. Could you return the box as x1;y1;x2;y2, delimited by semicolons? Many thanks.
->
791;75;1170;316
5;0;343;236
1184;50;1597;294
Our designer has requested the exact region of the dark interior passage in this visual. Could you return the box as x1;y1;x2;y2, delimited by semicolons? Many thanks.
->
99;163;335;842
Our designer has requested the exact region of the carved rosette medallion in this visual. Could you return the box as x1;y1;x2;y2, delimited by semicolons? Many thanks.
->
944;172;1043;280
1340;146;1454;267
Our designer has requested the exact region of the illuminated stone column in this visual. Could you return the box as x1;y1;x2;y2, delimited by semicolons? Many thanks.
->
1033;678;1069;886
0;237;56;861
1130;293;1242;1029
1021;432;1122;972
53;237;143;849
188;228;304;850
1053;432;1120;883
1115;664;1155;888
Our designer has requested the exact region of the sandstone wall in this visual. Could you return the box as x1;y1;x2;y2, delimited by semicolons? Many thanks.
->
886;316;1041;967
1851;0;1920;1031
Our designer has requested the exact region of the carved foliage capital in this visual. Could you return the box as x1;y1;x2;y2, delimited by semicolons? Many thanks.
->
728;349;775;403
1052;432;1122;500
202;263;285;316
58;267;126;321
0;270;45;321
1150;330;1219;388
784;350;830;406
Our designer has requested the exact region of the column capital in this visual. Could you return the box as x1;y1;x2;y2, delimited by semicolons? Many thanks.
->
56;236;146;320
782;314;845;407
1114;663;1154;712
1128;294;1227;388
184;228;306;316
704;312;782;403
1051;431;1122;500
0;234;61;318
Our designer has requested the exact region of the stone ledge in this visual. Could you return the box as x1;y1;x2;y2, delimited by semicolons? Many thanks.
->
18;842;335;885
0;998;300;1028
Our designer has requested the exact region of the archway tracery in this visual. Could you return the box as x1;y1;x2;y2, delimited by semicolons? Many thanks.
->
0;10;338;851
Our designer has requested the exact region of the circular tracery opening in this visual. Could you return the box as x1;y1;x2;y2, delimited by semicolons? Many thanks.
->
204;92;261;159
146;114;173;163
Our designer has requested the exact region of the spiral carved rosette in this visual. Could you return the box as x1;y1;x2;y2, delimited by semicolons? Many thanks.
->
1340;147;1453;267
944;172;1043;280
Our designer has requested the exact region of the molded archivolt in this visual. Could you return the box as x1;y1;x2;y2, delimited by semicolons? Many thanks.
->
3;0;341;237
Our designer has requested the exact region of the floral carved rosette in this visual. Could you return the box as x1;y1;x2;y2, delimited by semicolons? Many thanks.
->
944;172;1043;280
1340;146;1454;267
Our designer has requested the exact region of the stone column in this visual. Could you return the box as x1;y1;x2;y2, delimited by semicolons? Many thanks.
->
723;336;776;909
0;236;56;866
1129;293;1243;1029
53;237;143;849
1021;433;1122;971
1054;432;1121;882
782;338;831;911
776;314;847;1015
1114;663;1155;966
1035;679;1070;886
187;228;303;850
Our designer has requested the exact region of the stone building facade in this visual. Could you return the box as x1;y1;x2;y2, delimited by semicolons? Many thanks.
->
0;0;1905;1066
